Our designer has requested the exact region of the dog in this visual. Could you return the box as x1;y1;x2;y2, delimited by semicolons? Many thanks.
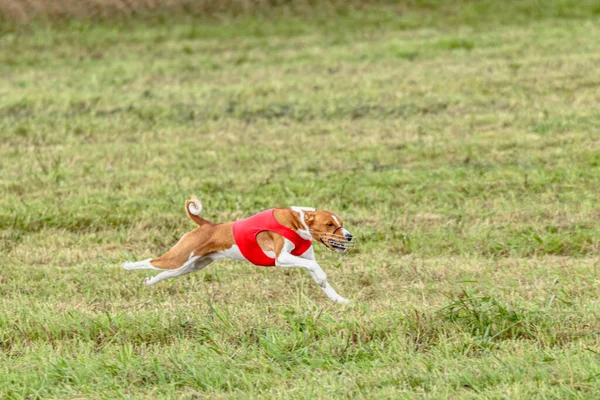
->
123;195;356;303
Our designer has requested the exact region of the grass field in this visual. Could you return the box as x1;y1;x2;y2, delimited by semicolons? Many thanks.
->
1;1;600;398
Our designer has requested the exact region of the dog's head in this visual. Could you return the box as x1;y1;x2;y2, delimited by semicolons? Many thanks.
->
303;210;355;253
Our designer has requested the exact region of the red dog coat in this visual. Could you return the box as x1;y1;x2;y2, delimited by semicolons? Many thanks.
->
232;209;312;266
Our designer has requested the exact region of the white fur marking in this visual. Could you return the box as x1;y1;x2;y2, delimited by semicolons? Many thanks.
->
332;215;340;227
263;250;276;258
188;198;202;215
290;206;313;240
281;238;296;253
122;258;161;271
213;245;248;262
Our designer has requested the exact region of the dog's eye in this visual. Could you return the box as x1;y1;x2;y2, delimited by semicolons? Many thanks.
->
327;223;334;227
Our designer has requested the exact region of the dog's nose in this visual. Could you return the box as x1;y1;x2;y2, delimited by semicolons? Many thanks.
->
345;233;353;242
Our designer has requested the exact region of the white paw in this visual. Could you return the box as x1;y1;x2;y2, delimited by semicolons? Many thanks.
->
144;277;154;286
335;297;350;304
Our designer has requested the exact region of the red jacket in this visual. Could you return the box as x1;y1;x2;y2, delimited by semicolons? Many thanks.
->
232;209;312;266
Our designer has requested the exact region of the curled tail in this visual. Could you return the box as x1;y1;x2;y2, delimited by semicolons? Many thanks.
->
185;195;210;226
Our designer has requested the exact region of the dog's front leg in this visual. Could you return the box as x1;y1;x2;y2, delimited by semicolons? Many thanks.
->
276;251;349;304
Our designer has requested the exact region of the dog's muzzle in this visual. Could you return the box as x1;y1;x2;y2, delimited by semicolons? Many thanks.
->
313;228;357;253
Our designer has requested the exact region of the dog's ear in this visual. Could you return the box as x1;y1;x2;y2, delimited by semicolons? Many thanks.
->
304;211;315;225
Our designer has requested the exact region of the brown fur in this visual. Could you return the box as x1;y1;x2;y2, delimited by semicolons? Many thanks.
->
150;197;346;270
150;222;234;269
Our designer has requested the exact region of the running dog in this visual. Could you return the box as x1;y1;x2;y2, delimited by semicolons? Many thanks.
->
123;196;356;303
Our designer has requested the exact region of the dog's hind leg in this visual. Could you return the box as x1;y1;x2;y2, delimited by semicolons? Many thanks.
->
122;232;194;272
144;256;214;286
122;258;162;271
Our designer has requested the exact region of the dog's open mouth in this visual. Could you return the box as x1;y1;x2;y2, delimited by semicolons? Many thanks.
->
314;230;357;253
328;239;347;252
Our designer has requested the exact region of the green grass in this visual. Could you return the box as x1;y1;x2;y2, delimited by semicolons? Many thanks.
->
2;2;600;398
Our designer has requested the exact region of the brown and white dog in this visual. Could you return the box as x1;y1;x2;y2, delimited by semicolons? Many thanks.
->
123;196;355;303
